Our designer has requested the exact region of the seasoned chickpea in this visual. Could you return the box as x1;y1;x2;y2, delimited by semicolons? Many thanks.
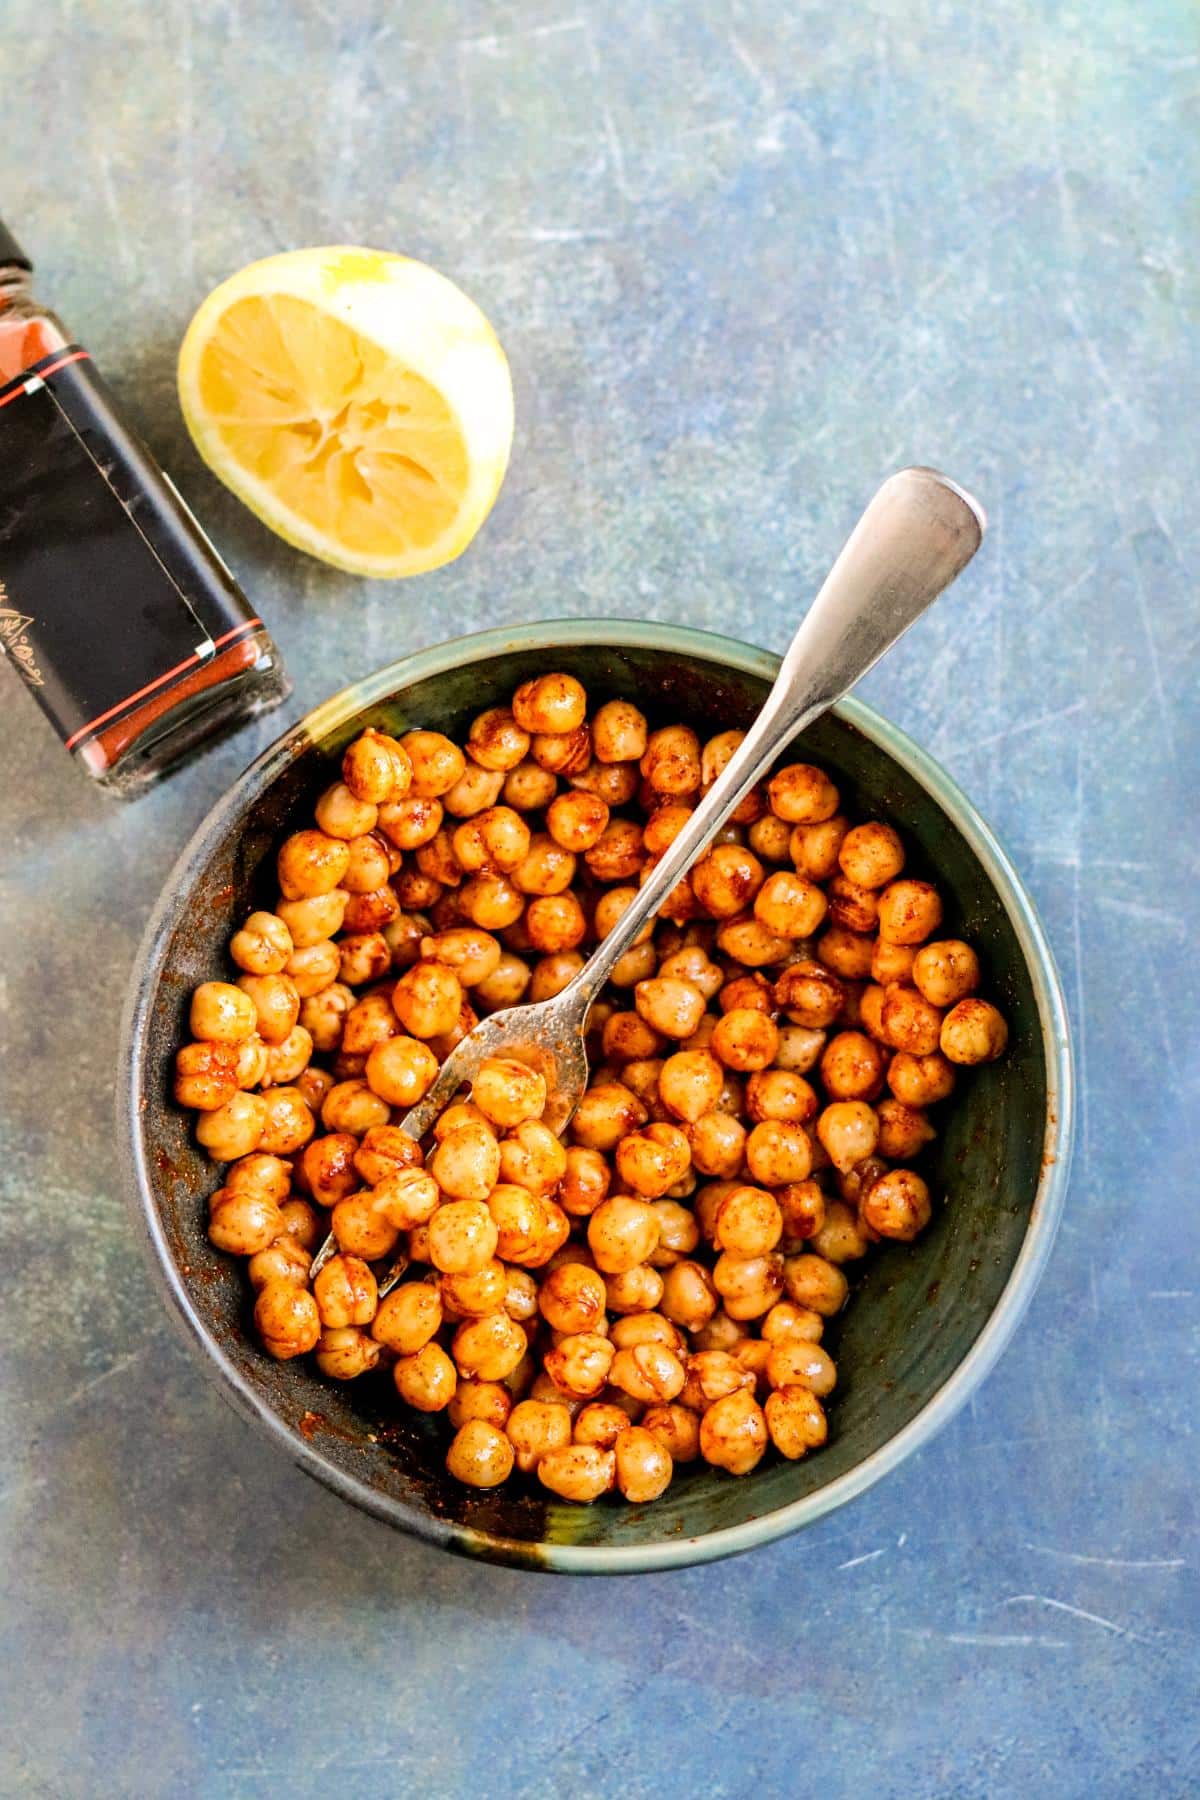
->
257;1087;315;1156
877;879;943;946
284;941;342;999
745;1120;813;1187
524;893;587;954
815;925;875;981
342;833;393;895
810;1199;871;1263
572;760;640;807
752;871;828;940
766;1336;837;1396
790;814;850;881
588;1196;661;1273
612;1426;672;1502
691;845;765;918
342;729;412;805
276;829;351;901
718;971;771;1015
875;1097;936;1162
237;973;301;1044
692;1309;744;1352
296;1065;335;1114
537;1443;616;1502
299;981;353;1053
314;780;378;842
463;704;528;772
419;927;501;988
656;1048;724;1124
457;871;524;931
397;729;464;798
603;1011;665;1066
247;1234;312;1291
862;1168;933;1240
448;1378;513;1431
428;1183;500;1272
816;1099;880;1173
604;1264;665;1314
489;1125;561;1202
699;1388;768;1474
229;910;293;976
762;1299;824;1344
452;1312;528;1381
473;950;532;1012
571;1083;648;1153
776;1179;826;1243
589;697;646;763
254;1283;320;1359
715;914;791;968
650;1198;700;1265
341;991;399;1056
539;1263;607;1335
765;1386;827;1459
879;985;944;1056
196;1091;268;1161
394;1342;457;1411
833;818;903;888
174;1040;239;1111
452;806;531;875
825;874;878;935
312;1254;376;1330
190;981;258;1045
509;671;586;736
611;1122;689;1199
352;1125;421;1189
372;1282;442;1354
682;1349;755;1410
640;800;692;858
887;1049;957;1106
553;1146;608;1219
686;1109;747;1179
532;722;591;776
529;951;586;1002
208;1187;284;1256
784;1253;848;1315
941;998;1009;1065
609;1341;686;1403
314;1326;381;1382
504;1398;572;1473
499;760;556;814
747;812;793;864
321;1079;390;1135
572;1403;633;1450
259;1024;311;1088
744;1069;815;1125
768;762;839;824
392;962;464;1040
227;1152;292;1203
372;1168;441;1230
443;1418;513;1487
715;1186;783;1257
711;1008;779;1072
582;819;645;884
642;1403;701;1463
336;932;391;989
444;759;506;820
378;793;443;851
659;1259;718;1332
329;1192;399;1260
818;1030;884;1103
544;1331;614;1398
441;1263;509;1323
711;1250;784;1320
541;788;606;853
343;883;401;933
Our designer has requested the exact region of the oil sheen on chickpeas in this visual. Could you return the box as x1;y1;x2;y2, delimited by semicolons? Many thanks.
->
174;676;1009;1504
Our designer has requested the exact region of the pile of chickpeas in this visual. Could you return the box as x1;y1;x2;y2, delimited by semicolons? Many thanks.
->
174;672;1009;1506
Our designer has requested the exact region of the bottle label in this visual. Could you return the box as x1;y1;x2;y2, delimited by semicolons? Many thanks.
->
0;346;262;751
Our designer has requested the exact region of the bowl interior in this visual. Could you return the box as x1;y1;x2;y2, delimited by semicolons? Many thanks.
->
129;632;1052;1569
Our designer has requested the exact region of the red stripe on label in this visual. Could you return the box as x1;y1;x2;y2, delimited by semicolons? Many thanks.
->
63;619;262;750
0;348;91;409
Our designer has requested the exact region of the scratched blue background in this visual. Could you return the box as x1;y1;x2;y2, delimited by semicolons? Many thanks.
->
1;2;1197;1795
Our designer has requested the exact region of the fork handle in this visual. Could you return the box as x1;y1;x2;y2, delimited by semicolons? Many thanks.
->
566;467;985;1000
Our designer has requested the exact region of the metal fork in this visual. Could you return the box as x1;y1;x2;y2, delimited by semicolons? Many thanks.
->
309;466;985;1289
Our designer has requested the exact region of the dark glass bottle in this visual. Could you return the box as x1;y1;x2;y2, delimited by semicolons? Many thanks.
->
0;221;289;795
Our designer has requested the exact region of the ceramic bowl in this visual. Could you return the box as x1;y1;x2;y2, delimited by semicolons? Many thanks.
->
120;620;1073;1573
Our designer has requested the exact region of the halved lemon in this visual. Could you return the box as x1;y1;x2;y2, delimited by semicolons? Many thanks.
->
177;247;514;577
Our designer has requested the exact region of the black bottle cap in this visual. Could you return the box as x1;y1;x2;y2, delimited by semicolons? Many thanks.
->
0;221;32;270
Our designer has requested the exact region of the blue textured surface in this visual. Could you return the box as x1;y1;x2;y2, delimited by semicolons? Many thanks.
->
1;3;1197;1795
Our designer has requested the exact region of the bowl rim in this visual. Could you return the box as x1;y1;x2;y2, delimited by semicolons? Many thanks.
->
119;617;1074;1575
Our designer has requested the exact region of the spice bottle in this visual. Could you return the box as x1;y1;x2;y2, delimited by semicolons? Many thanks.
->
0;221;289;795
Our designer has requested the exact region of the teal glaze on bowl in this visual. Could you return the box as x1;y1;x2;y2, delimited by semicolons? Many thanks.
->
120;620;1073;1574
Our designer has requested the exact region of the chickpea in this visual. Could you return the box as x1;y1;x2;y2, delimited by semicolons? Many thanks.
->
229;910;293;976
744;1121;813;1188
538;788;605;854
544;1331;614;1399
762;1300;824;1344
571;1083;648;1153
337;932;391;988
815;925;875;981
817;1099;880;1173
342;728;412;805
637;723;700;797
196;1091;268;1161
189;980;258;1046
417;928;499;990
699;1388;768;1474
588;697;645;763
260;1024;313;1089
907;935;980;1006
441;1418;513;1488
174;1040;239;1111
452;1311;528;1382
862;1168;933;1241
237;973;301;1044
461;703;530;774
876;1097;937;1162
457;871;525;931
321;1079;390;1135
523;893;585;955
941;998;1009;1065
284;941;343;1000
603;1011;665;1066
500;1116;572;1202
448;1378;513;1432
711;1009;779;1072
532;724;591;775
341;991;399;1056
495;1399;571;1478
879;985;944;1056
394;729;463;799
784;1252;848;1316
379;794;443;850
394;1342;457;1411
642;1403;700;1464
877;879;944;947
605;1263;665;1314
766;1335;837;1396
247;1234;312;1291
373;1168;441;1230
372;1281;443;1354
312;1326;380;1382
716;914;791;967
582;822;646;889
887;1050;957;1106
573;761;641;809
254;1283;320;1359
537;1443;616;1502
342;883;401;933
660;1260;718;1332
571;1403;631;1451
276;829;351;901
357;1037;433;1111
858;982;887;1041
711;1186;780;1258
639;799;691;858
295;1065;334;1115
743;1071;813;1127
607;1425;671;1502
682;1350;755;1411
810;1199;871;1263
474;949;532;1011
711;1251;784;1321
691;845;765;919
649;1198;700;1264
444;759;507;821
530;951;586;1002
208;1186;284;1256
328;1192;398;1259
659;947;723;1004
771;964;843;1043
452;806;530;876
342;832;393;895
776;1179;826;1243
614;1119;689;1197
655;1048;726;1128
747;812;793;864
299;981;353;1054
831;818;904;890
609;1341;686;1403
428;1195;499;1274
312;781;376;843
539;1263;607;1335
790;815;849;881
823;875;876;936
768;763;839;824
765;1386;827;1459
820;1025;884;1097
311;1254;376;1330
550;1146;606;1221
496;762;554;816
752;870;829;940
225;1152;291;1203
686;1110;747;1179
506;672;584;737
588;1196;661;1273
692;1308;744;1352
392;962;464;1040
256;1088;315;1156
